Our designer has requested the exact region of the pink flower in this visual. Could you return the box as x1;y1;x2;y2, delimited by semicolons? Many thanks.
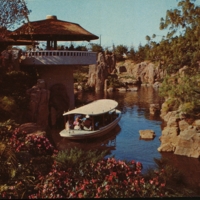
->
108;175;113;181
95;193;100;198
149;180;153;184
140;178;145;184
78;193;83;198
105;184;110;191
97;187;101;193
81;184;86;190
160;183;166;187
92;179;97;183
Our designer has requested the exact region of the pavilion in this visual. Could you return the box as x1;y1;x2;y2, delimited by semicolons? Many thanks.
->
8;15;99;128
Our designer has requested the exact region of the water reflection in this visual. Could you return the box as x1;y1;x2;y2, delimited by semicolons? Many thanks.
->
51;125;121;157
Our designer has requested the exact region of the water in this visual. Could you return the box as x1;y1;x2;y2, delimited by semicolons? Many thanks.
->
51;86;200;187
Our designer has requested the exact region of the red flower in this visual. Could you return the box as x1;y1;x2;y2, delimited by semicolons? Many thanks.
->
160;183;166;187
78;193;83;198
97;187;101;193
92;179;97;183
105;184;110;191
108;175;113;181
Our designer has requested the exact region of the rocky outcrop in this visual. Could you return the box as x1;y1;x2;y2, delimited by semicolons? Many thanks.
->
158;109;200;158
87;51;116;91
116;60;166;85
26;79;50;128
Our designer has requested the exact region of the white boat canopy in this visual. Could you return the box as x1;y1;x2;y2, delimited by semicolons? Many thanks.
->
63;99;118;116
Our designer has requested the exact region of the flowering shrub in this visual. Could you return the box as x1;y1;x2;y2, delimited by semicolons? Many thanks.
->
8;128;57;156
0;126;197;198
28;157;166;198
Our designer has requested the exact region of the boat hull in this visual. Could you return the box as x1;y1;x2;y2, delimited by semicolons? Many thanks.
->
59;110;122;140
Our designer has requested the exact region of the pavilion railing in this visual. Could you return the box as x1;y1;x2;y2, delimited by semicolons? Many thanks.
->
20;50;97;65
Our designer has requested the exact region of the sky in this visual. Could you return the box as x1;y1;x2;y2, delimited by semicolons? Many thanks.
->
24;0;200;50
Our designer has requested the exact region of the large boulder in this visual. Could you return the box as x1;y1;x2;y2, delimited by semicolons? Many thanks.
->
139;129;156;140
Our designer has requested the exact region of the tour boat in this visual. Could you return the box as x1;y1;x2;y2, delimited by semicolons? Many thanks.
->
59;99;122;140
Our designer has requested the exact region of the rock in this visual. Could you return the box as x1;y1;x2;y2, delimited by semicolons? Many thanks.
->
167;116;179;127
161;110;177;122
178;120;190;131
139;129;156;140
127;87;138;91
107;87;114;92
117;87;126;92
157;143;174;152
87;51;117;91
153;81;161;88
149;103;160;115
115;60;166;85
26;80;50;127
19;122;46;136
158;105;200;158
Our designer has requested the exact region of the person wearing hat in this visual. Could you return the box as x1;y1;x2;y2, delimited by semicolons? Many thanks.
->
83;115;92;130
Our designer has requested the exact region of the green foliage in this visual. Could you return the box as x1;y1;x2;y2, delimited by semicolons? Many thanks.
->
107;74;123;88
0;119;19;142
0;0;31;31
89;43;104;52
127;47;136;60
114;44;128;61
75;45;88;51
0;142;18;182
0;70;36;122
54;147;108;169
159;73;200;115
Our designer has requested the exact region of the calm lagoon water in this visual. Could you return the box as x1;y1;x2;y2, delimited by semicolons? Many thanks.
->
52;86;164;172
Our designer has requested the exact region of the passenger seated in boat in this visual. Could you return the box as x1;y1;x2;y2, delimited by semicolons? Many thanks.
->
65;119;73;130
83;115;92;130
73;117;81;130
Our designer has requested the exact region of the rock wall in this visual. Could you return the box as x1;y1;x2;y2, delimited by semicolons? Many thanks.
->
158;109;200;158
157;65;200;158
116;60;166;85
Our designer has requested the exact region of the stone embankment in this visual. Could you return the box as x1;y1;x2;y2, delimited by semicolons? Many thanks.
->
158;107;200;158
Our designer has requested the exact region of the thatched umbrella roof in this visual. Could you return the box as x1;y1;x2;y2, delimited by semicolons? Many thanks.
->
10;15;99;42
0;37;38;45
0;28;38;51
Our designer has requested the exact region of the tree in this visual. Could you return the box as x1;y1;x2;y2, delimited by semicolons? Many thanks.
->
89;43;103;52
114;44;128;61
156;0;200;115
0;0;31;37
